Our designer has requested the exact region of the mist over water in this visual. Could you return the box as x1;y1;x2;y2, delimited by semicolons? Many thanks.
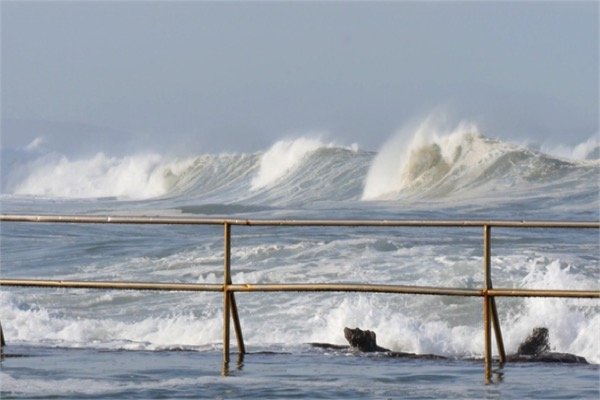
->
1;115;599;386
362;118;488;200
2;117;598;207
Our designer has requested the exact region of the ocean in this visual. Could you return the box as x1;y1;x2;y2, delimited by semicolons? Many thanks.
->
1;123;599;398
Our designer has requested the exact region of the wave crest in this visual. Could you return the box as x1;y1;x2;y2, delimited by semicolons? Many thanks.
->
362;118;489;199
11;153;197;200
542;135;600;161
4;126;597;205
362;117;595;200
251;137;331;190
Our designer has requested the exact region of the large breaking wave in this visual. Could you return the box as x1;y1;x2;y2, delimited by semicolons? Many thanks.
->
362;118;599;200
4;120;598;206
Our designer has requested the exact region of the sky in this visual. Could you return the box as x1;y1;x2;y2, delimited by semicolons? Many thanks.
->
1;1;598;155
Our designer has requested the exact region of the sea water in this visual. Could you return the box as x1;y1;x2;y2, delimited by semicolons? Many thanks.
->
2;345;599;399
1;120;599;398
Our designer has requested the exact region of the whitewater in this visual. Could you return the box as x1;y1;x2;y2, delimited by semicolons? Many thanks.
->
1;120;599;398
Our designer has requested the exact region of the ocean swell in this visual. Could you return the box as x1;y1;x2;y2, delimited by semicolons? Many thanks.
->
361;118;597;201
10;152;198;200
251;137;331;190
3;127;598;205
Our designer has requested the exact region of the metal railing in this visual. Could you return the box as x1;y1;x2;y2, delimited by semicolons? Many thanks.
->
0;214;598;383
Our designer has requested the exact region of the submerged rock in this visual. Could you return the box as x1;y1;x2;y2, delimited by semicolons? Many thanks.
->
310;326;588;364
311;327;444;359
507;327;587;364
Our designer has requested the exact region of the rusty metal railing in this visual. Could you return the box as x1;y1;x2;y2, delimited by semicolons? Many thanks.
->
0;214;598;383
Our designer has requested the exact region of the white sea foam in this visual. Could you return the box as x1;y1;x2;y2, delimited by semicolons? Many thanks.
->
512;259;600;361
542;134;600;161
361;116;597;201
1;118;598;399
0;291;222;349
4;126;597;205
362;117;510;200
251;137;331;190
2;250;597;362
11;153;197;199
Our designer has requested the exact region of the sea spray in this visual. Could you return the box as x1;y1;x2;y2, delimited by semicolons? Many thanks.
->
542;135;600;161
1;122;598;399
361;117;595;201
363;117;499;200
251;137;330;190
2;229;597;362
4;129;597;206
11;152;197;200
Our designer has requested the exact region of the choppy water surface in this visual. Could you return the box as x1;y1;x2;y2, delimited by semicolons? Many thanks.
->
1;122;599;398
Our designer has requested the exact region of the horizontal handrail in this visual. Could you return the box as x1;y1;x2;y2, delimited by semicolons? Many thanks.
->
487;288;600;298
0;279;222;292
0;278;480;296
1;214;599;228
2;278;598;298
0;214;598;384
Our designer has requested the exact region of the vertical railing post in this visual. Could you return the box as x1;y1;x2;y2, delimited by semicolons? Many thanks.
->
222;222;246;375
490;290;506;365
223;222;232;372
227;227;245;356
483;224;492;383
483;224;507;378
230;295;246;355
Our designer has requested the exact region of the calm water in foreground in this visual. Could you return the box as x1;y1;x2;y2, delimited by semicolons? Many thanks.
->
1;345;599;399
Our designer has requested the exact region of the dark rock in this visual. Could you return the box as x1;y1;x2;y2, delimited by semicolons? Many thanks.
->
517;327;550;356
310;326;587;364
344;327;389;352
343;327;446;359
309;342;349;351
511;327;587;364
507;352;588;364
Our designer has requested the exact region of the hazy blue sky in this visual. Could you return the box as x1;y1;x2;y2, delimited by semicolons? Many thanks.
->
2;1;598;154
